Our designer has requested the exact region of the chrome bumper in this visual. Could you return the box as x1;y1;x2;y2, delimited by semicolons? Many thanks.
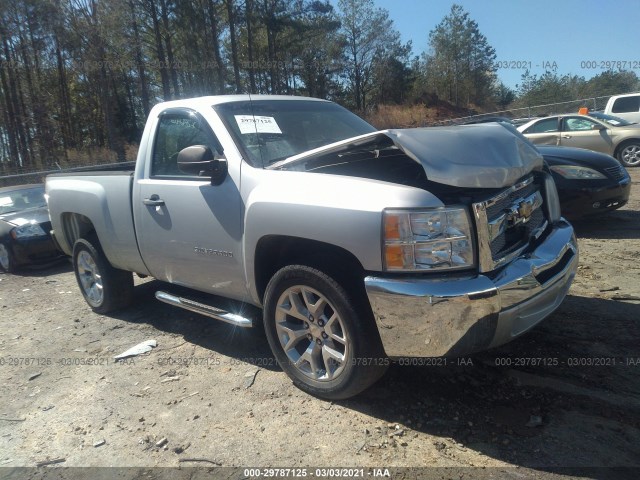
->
364;220;578;358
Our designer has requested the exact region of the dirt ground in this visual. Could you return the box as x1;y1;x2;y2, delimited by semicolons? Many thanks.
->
1;170;639;479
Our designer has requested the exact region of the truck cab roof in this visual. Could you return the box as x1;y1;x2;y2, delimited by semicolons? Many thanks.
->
153;95;328;112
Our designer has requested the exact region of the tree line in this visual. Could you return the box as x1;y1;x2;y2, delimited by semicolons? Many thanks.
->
1;0;638;174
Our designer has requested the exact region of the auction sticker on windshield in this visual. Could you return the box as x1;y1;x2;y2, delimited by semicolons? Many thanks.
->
235;115;282;134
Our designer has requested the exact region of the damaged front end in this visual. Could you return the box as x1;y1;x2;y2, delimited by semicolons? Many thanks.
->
272;124;556;273
271;124;577;358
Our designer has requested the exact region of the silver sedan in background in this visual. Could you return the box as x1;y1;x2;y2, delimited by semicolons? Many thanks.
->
518;113;640;167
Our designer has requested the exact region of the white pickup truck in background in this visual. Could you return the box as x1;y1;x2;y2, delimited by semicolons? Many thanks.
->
604;92;640;123
45;95;578;399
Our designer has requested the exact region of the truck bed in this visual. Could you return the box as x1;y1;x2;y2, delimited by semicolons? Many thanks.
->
45;170;148;275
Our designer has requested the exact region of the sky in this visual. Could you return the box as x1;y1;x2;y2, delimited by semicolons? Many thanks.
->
365;0;640;91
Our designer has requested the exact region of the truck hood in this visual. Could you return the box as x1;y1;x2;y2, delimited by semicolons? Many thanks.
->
270;123;543;189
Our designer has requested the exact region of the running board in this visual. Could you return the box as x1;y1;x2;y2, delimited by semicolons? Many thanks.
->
155;291;253;328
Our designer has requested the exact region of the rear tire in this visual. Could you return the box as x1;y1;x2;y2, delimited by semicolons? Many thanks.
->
72;236;133;313
263;265;388;400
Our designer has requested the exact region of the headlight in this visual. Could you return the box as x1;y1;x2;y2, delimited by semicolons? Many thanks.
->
549;165;606;179
11;223;47;239
383;208;475;271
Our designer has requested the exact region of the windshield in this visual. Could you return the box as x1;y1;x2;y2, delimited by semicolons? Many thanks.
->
588;111;634;126
214;100;377;167
0;186;47;215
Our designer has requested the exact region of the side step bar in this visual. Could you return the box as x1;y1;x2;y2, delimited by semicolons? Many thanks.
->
155;291;253;328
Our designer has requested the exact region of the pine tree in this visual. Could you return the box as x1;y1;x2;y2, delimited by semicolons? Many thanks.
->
423;4;497;107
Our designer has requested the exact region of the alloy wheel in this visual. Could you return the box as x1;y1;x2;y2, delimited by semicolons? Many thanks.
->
76;250;104;306
621;144;640;166
274;285;348;381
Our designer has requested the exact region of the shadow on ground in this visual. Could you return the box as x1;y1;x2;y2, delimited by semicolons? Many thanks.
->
571;209;640;240
341;294;640;473
103;279;640;473
108;279;279;372
7;257;71;277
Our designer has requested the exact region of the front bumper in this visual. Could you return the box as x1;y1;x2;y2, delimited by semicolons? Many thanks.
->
557;179;630;219
11;235;63;266
364;220;578;358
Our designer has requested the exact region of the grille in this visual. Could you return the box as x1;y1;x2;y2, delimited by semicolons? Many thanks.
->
490;208;545;258
486;182;538;220
474;175;549;270
604;164;627;181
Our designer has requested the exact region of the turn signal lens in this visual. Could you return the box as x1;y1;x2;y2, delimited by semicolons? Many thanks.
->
383;213;411;241
384;244;413;269
384;214;400;241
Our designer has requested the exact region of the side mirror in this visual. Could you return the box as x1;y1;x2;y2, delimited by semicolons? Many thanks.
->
592;124;606;131
177;145;228;186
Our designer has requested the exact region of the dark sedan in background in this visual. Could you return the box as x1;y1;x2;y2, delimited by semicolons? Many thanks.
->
462;117;632;219
0;184;62;272
538;146;631;219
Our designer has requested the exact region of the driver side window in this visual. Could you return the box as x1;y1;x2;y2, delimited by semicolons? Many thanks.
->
152;113;217;177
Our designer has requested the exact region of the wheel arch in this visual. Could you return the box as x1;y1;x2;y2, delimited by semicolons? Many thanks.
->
60;212;97;253
614;138;640;158
254;235;368;305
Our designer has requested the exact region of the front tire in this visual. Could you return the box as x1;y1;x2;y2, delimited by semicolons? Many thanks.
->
0;243;16;273
72;236;133;314
617;141;640;167
263;265;387;400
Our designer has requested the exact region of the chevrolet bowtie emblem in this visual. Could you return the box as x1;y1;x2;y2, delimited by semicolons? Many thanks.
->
517;200;534;221
506;199;534;226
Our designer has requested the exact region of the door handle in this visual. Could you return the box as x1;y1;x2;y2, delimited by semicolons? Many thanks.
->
562;135;572;139
143;195;165;207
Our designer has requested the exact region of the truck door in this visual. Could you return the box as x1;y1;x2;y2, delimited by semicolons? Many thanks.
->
133;108;247;301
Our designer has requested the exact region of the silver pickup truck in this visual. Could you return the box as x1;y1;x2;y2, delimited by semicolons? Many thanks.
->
46;95;578;399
